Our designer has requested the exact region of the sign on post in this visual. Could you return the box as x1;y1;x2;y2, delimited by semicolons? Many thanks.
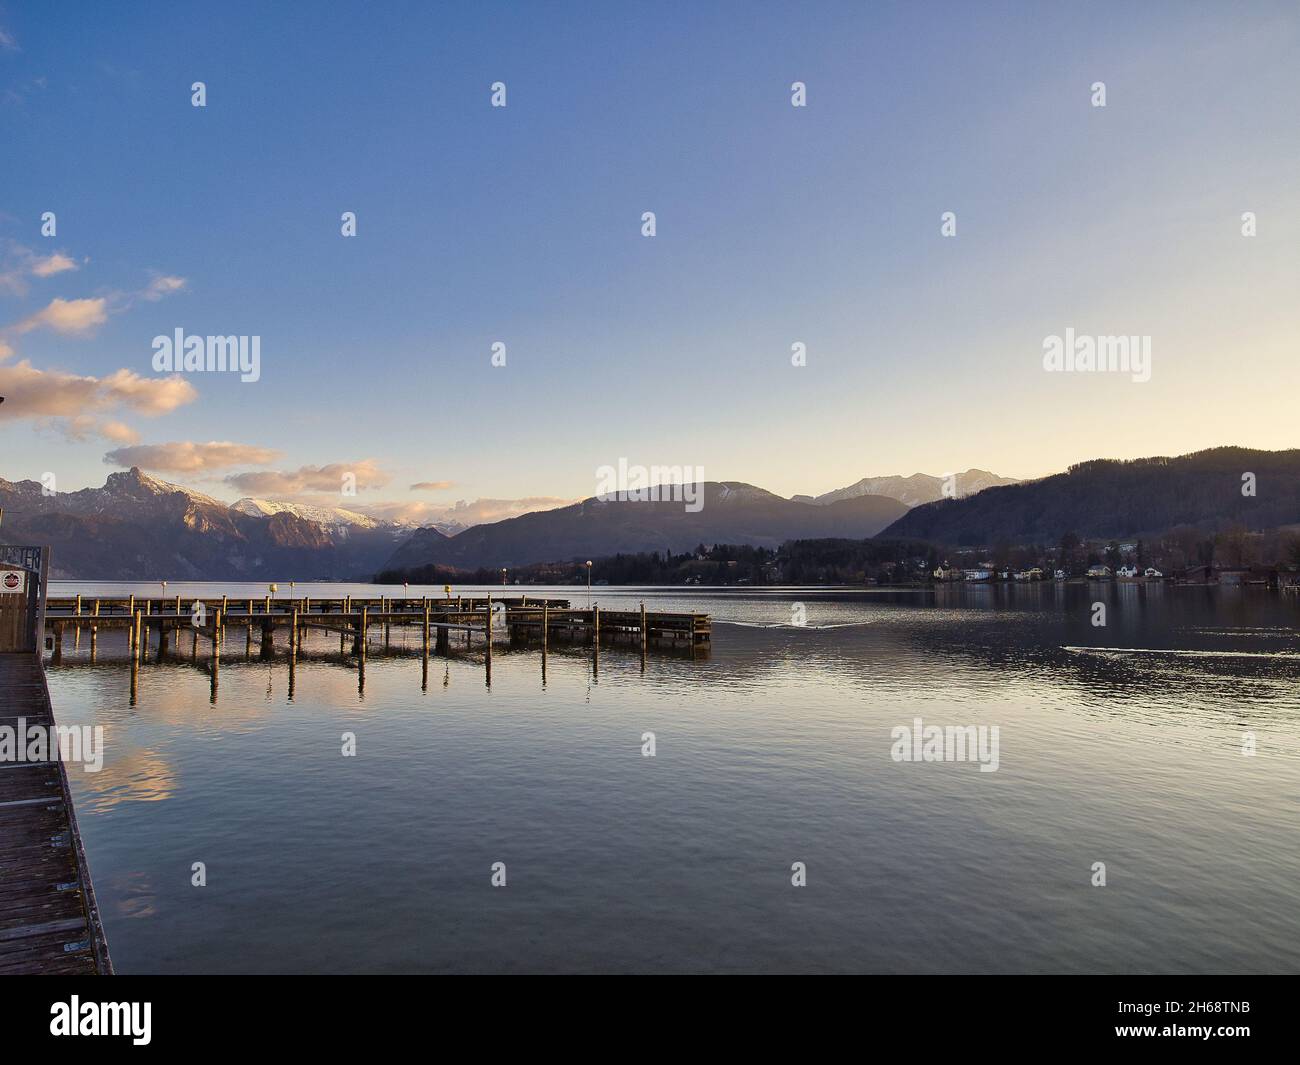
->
1;569;27;594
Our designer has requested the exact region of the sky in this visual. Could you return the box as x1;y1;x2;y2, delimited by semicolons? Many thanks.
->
1;0;1298;523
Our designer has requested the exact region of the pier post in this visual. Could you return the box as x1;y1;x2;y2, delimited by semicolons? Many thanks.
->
593;604;600;647
211;608;222;701
640;601;647;652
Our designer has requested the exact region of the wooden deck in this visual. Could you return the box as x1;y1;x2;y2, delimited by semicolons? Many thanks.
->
0;652;112;974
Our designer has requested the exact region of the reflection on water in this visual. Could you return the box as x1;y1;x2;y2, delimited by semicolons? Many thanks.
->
43;584;1300;973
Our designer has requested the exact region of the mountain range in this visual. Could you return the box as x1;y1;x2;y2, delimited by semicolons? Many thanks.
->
880;447;1300;545
4;449;1291;579
0;469;412;580
382;482;910;573
792;469;1018;507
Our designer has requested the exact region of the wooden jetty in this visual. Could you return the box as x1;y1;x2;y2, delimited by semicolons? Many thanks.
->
0;547;112;974
41;594;713;661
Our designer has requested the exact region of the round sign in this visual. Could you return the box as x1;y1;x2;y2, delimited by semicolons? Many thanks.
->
2;573;20;590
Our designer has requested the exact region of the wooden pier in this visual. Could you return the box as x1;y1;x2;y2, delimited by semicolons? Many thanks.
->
0;547;112;974
41;594;713;661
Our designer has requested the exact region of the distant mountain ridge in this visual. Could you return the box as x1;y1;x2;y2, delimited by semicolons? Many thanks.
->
382;481;909;573
231;497;387;530
231;497;468;537
7;449;1288;579
794;469;1019;508
880;447;1300;545
0;468;411;580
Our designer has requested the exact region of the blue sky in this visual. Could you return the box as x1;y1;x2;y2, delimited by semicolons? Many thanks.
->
2;1;1298;522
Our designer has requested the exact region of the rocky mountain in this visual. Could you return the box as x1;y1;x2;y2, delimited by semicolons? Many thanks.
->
232;497;469;538
879;447;1300;546
794;469;1019;507
0;468;410;580
382;481;909;573
231;497;385;530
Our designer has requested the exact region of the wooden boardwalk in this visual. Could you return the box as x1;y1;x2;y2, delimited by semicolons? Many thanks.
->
0;652;112;974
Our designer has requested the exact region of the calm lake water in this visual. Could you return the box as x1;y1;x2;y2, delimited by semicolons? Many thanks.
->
41;581;1300;973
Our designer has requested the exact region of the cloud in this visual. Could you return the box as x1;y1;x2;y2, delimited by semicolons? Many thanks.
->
0;27;17;51
223;460;390;497
12;296;108;336
0;241;80;295
0;360;197;419
31;253;78;278
410;480;455;491
97;368;198;415
103;440;282;474
99;420;141;445
50;415;141;445
0;337;13;360
139;275;186;301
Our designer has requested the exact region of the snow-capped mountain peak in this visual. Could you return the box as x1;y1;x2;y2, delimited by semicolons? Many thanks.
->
231;497;383;530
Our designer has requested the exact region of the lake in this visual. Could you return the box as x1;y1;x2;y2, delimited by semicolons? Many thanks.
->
41;581;1300;973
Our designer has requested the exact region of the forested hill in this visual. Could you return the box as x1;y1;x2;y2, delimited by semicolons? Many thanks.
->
879;447;1300;546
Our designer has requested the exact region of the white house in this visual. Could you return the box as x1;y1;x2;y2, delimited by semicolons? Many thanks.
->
1144;567;1163;578
1087;564;1113;579
1116;564;1139;578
